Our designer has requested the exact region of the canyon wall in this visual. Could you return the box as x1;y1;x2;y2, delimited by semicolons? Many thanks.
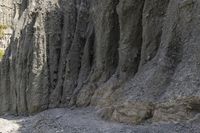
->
0;0;13;52
1;0;200;124
0;0;13;25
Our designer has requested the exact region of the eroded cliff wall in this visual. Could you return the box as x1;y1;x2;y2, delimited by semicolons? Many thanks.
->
0;0;13;25
1;0;200;124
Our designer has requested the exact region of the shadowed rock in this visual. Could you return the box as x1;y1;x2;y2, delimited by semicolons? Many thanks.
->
1;0;200;125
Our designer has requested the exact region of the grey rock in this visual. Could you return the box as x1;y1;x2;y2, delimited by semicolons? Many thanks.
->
0;0;200;126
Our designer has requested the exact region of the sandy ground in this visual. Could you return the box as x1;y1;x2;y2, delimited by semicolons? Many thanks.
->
0;107;200;133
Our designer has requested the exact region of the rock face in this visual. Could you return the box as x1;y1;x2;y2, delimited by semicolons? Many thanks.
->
1;0;200;125
0;0;13;25
0;27;13;50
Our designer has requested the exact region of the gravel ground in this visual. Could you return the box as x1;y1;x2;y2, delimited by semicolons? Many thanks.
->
0;107;200;133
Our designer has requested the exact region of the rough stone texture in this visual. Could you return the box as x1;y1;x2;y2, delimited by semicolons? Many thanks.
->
1;0;200;125
2;107;200;133
0;0;13;25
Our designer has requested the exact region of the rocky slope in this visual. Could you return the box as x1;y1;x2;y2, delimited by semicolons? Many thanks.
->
1;107;200;133
1;0;200;125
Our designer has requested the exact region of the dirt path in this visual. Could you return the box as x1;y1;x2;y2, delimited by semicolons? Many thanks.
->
0;108;200;133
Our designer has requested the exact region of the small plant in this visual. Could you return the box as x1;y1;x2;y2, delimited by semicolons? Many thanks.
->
0;49;4;59
0;24;8;39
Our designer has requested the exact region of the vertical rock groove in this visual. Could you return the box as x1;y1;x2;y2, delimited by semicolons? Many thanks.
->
116;0;145;79
1;0;200;125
